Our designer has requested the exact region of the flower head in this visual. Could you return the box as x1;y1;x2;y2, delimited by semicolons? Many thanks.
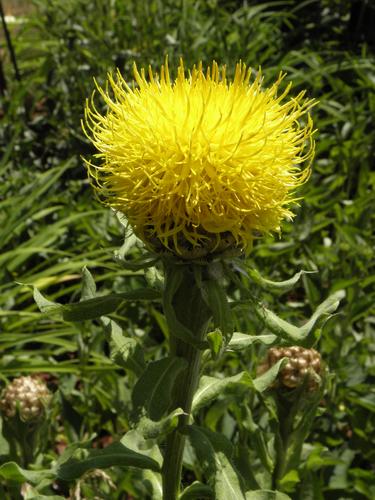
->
84;59;315;257
0;376;51;421
258;346;322;391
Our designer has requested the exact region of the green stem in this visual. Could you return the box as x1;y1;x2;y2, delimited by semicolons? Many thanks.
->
272;395;299;490
162;263;210;500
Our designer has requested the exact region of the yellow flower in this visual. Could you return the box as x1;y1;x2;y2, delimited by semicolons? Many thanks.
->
84;59;315;258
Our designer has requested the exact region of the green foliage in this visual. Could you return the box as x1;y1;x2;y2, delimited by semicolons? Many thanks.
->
0;0;374;498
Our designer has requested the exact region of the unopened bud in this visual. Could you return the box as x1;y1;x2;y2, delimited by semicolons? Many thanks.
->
261;346;322;391
0;376;51;421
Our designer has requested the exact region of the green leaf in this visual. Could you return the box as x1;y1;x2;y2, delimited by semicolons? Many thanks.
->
32;287;63;315
102;317;145;376
132;357;187;420
284;387;324;473
57;436;160;481
227;333;276;351
115;217;139;257
0;462;54;484
254;290;345;342
163;266;207;349
22;486;65;500
187;425;245;500
207;329;224;359
248;268;315;293
142;470;163;500
80;266;96;301
245;490;291;499
145;266;164;289
63;288;160;321
179;481;214;499
203;279;233;340
242;407;273;473
253;359;288;393
279;470;300;491
136;408;185;440
193;372;252;413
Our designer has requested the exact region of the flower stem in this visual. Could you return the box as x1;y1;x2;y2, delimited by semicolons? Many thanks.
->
162;264;210;500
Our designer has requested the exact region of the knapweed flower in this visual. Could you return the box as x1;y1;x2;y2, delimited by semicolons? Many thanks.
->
0;376;51;421
84;59;315;258
258;346;322;391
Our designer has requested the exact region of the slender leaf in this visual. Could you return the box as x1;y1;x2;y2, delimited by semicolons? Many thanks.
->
132;357;187;420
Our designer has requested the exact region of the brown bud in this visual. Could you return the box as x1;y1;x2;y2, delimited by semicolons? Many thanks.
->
259;346;322;391
0;376;52;421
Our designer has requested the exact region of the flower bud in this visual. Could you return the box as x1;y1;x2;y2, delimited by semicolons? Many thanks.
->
0;376;51;422
261;346;322;391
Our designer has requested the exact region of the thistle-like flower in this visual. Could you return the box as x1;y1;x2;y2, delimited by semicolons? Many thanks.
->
84;59;315;257
259;346;322;391
0;376;51;421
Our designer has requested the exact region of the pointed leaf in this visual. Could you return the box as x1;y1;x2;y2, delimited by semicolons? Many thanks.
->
193;373;252;413
180;481;214;499
254;290;344;342
80;266;96;301
63;288;160;321
163;266;207;349
227;333;276;351
253;359;288;392
0;462;54;484
187;426;245;500
57;439;160;481
248;269;315;293
245;490;291;499
33;287;63;315
207;329;224;359
142;470;163;500
203;279;233;340
132;357;187;420
136;408;185;440
121;430;163;466
102;317;145;375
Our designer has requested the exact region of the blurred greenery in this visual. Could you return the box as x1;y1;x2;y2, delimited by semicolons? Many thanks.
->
0;0;374;498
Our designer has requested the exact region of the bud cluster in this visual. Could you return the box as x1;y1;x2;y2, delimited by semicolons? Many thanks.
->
0;376;51;421
260;346;322;391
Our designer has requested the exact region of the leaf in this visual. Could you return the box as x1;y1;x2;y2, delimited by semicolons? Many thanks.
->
227;333;276;351
187;425;245;500
102;317;145;376
203;279;233;340
145;266;164;289
0;462;54;484
207;329;224;359
142;470;163;500
279;470;300;491
80;266;96;301
22;486;65;500
245;490;291;499
253;359;288;393
132;357;187;420
162;266;207;349
248;268;315;293
136;408;185;440
192;372;252;413
57;438;160;481
242;407;273;473
254;290;345;342
63;288;161;321
115;217;139;258
179;481;214;499
33;287;63;315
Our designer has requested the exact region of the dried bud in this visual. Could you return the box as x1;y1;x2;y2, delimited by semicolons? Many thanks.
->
0;376;51;421
261;346;322;391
